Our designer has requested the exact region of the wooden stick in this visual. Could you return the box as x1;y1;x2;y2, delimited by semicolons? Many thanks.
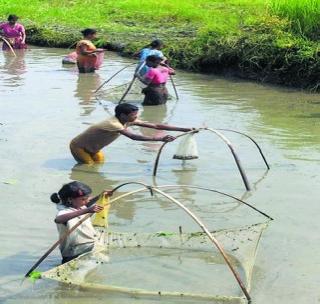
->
25;213;92;277
152;128;251;191
152;188;251;302
24;182;151;277
169;75;179;99
119;75;137;103
217;128;270;170
0;37;16;57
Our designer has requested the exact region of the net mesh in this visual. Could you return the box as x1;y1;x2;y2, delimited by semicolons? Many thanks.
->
95;78;146;103
42;222;269;302
95;78;175;104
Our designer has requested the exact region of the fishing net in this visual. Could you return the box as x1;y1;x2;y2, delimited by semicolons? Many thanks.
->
96;78;146;103
42;222;269;303
173;133;199;160
96;78;175;104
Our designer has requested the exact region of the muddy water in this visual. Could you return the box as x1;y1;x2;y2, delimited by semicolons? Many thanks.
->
0;47;319;304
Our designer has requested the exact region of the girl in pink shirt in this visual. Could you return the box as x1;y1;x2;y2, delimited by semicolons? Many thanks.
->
0;15;27;50
138;55;175;106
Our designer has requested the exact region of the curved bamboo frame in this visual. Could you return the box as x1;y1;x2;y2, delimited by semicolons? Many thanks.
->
30;181;273;302
0;36;16;56
153;128;254;190
217;129;270;170
107;182;251;301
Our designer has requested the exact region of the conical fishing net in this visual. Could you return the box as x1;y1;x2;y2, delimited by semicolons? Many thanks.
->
42;222;269;303
173;133;199;160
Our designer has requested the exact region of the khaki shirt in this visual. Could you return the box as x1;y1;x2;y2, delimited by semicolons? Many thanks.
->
56;205;97;258
71;116;128;154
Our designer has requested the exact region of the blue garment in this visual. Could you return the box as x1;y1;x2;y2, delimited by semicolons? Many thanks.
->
136;48;164;76
139;48;164;63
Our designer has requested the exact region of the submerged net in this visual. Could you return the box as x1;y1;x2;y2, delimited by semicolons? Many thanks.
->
96;78;146;103
42;222;269;302
96;77;175;104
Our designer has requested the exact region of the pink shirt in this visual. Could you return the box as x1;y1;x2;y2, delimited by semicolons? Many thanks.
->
0;22;25;38
145;66;173;84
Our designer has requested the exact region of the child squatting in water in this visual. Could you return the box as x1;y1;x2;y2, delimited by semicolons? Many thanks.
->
51;181;111;263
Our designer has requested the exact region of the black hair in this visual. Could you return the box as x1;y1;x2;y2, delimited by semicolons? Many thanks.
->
115;103;139;118
50;181;92;206
8;15;18;22
146;55;162;63
150;39;163;49
81;28;97;37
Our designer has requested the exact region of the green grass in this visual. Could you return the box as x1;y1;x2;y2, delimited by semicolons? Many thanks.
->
0;0;319;90
269;0;320;40
0;0;268;34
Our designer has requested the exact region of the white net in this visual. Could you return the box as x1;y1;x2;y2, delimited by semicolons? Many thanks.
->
42;222;269;302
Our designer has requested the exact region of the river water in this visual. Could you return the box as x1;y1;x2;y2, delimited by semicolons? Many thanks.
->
0;47;319;303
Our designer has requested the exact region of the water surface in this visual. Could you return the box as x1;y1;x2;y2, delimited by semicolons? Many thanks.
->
0;47;319;303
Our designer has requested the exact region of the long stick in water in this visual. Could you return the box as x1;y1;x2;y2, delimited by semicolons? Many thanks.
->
0;37;16;57
119;75;137;103
94;63;136;94
24;182;152;277
24;213;92;277
170;75;179;99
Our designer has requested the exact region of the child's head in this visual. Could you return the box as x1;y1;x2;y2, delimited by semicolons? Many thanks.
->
145;55;162;68
115;103;139;122
150;39;163;50
51;181;92;208
8;14;18;24
80;28;97;40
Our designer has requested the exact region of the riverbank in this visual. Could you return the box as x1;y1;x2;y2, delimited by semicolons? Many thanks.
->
1;0;319;91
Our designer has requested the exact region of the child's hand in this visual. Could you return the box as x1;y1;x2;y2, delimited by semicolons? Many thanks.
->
103;190;113;197
161;135;176;142
87;205;104;213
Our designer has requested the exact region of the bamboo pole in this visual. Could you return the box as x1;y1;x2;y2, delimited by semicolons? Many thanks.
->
25;183;152;277
25;213;92;278
206;128;251;191
151;187;251;301
169;75;179;99
0;37;16;57
118;75;137;103
217;129;270;170
152;128;251;191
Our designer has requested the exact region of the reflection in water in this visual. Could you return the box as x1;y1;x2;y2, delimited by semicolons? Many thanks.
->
74;73;102;116
0;50;26;87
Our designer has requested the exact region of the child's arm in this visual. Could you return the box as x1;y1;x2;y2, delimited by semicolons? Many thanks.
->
133;121;192;132
55;205;103;224
120;129;175;142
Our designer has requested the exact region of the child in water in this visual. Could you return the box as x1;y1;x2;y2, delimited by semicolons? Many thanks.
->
137;55;174;106
70;103;192;164
134;39;166;76
51;181;111;263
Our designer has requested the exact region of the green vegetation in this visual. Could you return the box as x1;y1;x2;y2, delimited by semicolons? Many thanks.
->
0;0;319;91
269;0;320;40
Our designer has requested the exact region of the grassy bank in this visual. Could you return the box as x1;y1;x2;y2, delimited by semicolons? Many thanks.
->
0;0;319;91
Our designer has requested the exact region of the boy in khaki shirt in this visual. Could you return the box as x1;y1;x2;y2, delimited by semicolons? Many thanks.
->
70;103;192;164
